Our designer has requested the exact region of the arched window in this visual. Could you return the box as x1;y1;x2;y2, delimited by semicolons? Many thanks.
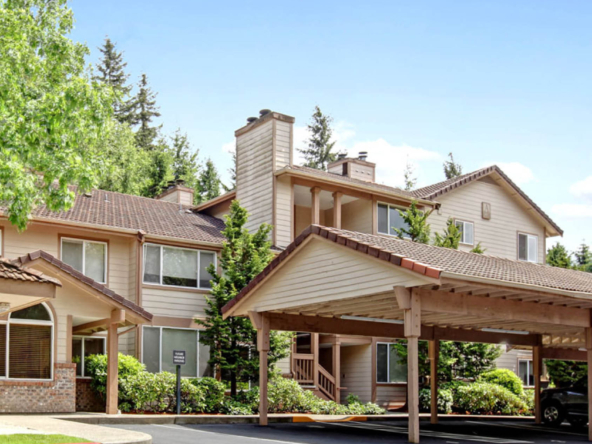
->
0;303;54;380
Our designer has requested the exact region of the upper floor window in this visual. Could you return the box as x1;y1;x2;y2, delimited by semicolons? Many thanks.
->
377;203;410;237
518;233;538;263
455;220;474;245
61;238;107;284
518;359;534;387
376;342;407;384
143;243;215;289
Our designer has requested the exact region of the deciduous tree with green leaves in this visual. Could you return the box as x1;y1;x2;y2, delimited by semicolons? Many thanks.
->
443;153;463;180
0;0;113;230
394;201;432;244
434;218;461;249
547;243;572;269
470;242;486;254
298;106;340;171
197;159;222;204
197;201;291;395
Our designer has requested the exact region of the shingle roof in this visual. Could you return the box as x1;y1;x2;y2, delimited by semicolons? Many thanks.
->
223;225;592;314
23;188;226;244
13;251;153;321
411;165;563;236
0;258;61;286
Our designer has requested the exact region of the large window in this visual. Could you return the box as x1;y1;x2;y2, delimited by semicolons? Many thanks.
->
377;203;410;237
519;359;534;387
0;303;53;380
518;233;538;263
61;238;107;283
376;342;407;383
143;244;215;289
72;336;106;377
455;220;474;245
142;326;210;378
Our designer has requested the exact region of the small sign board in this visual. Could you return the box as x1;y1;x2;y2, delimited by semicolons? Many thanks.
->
173;350;186;365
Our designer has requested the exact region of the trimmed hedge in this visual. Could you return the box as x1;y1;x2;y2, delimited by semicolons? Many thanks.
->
419;388;453;414
453;382;529;415
479;369;524;396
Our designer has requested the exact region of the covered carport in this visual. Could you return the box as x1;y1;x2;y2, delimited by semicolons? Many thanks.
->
222;225;592;443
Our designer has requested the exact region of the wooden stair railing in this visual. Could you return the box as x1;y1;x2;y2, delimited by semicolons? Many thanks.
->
292;353;314;385
317;364;336;401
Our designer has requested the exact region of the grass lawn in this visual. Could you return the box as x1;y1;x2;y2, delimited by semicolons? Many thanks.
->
0;435;92;444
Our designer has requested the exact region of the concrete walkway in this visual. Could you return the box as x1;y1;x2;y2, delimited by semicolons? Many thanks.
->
0;415;151;444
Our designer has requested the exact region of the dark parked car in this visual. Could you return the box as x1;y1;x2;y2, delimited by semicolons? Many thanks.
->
541;381;588;428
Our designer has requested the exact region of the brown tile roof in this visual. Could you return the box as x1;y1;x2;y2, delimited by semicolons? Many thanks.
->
0;258;61;286
223;225;592;314
13;251;153;321
20;188;226;244
412;165;563;236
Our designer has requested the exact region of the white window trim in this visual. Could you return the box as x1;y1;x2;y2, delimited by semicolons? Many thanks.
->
455;219;475;246
377;202;409;237
142;243;217;290
141;325;201;378
0;302;54;382
518;233;538;263
519;358;534;387
376;342;406;385
73;335;106;378
60;237;108;284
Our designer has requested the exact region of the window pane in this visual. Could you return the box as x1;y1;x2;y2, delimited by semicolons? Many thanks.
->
11;304;51;321
0;325;5;377
162;328;198;377
528;236;537;262
376;344;388;383
199;252;215;289
62;240;83;273
85;242;106;283
143;245;161;284
198;341;212;377
518;361;528;386
163;247;198;287
390;207;409;236
9;324;51;379
143;327;160;373
73;338;83;376
388;344;408;383
518;234;528;261
464;223;474;245
455;221;464;242
377;204;388;234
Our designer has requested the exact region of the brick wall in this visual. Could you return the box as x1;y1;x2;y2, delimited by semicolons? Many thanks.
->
0;363;76;413
75;378;105;412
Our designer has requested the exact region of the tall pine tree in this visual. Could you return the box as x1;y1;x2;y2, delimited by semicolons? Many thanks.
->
94;37;135;124
434;218;461;249
443;153;463;179
573;242;592;272
547;243;573;269
298;106;340;170
393;201;432;244
132;74;161;151
170;129;200;201
197;159;222;204
197;201;291;395
403;161;417;191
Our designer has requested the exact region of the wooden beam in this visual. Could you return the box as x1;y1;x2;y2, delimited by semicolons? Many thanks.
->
429;340;439;425
311;333;319;390
332;192;342;230
402;288;421;443
106;310;120;415
417;288;590;328
540;347;587;361
405;289;421;338
257;313;270;426
332;339;341;403
311;187;321;225
73;318;109;334
394;286;412;310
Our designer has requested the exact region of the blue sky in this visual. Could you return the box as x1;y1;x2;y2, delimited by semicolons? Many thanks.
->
69;0;592;252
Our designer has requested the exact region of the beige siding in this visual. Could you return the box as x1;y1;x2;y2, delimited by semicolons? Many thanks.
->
142;286;209;319
275;356;291;375
294;205;327;237
376;384;406;409
428;178;546;262
179;192;193;206
340;344;372;403
341;199;373;233
275;120;292;170
159;192;177;203
236;237;431;314
495;347;532;375
349;164;374;182
275;176;292;248
236;120;274;234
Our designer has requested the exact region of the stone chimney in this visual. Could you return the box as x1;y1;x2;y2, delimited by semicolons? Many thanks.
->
327;151;376;182
155;180;195;206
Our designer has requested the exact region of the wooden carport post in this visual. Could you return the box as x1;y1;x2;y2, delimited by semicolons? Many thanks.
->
106;309;124;415
533;337;542;425
250;311;270;426
587;327;592;441
396;287;421;444
428;339;439;425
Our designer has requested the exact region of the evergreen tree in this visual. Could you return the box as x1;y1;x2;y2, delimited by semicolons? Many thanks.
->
94;37;135;124
443;153;463;179
197;201;291;395
403;161;417;191
197;159;222;204
547;243;573;269
298;106;340;170
434;218;461;249
470;242;486;254
143;138;173;197
222;148;237;192
132;74;161;150
573;242;592;272
170;130;200;201
394;201;432;244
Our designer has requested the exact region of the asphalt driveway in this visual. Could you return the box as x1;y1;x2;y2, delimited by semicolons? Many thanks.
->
108;419;590;444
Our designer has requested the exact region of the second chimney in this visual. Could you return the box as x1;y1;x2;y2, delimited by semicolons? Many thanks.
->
155;180;195;206
328;154;376;183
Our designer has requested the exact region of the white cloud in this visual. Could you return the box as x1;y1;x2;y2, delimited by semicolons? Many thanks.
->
221;141;235;154
552;203;592;219
569;176;592;202
480;162;535;186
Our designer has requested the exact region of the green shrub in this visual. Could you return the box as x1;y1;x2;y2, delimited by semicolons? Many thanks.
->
519;389;535;413
479;369;524;396
453;382;529;415
232;387;260;413
419;388;453;414
189;377;226;413
85;353;145;400
440;380;469;393
221;398;255;415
